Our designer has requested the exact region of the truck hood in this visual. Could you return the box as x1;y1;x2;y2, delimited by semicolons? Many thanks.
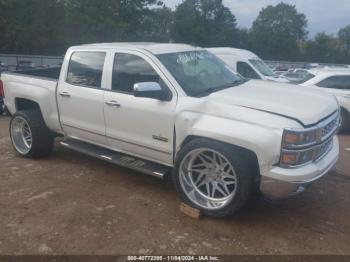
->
207;80;338;126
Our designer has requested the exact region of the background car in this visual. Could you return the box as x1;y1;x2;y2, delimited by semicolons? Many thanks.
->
282;69;314;83
300;68;350;132
16;60;35;71
0;61;9;72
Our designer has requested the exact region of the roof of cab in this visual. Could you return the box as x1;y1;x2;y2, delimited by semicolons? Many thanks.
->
69;42;203;55
207;47;259;60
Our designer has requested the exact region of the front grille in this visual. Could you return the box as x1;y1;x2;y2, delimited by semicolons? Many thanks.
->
320;117;338;140
315;137;333;161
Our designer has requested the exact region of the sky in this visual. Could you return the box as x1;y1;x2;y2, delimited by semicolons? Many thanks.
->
162;0;350;37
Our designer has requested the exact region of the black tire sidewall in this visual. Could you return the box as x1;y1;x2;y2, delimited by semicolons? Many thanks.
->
10;110;54;157
173;138;254;218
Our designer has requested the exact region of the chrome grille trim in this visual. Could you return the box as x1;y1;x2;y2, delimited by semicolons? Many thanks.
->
319;114;339;142
315;137;334;162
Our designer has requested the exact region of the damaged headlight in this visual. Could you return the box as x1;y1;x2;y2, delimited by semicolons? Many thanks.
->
282;128;319;149
280;111;340;168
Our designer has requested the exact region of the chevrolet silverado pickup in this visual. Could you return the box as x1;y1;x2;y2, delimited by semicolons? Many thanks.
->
1;43;341;217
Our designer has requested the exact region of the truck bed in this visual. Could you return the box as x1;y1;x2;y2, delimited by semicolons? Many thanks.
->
1;68;62;133
14;67;61;80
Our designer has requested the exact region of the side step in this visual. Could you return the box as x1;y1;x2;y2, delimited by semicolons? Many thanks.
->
59;139;171;179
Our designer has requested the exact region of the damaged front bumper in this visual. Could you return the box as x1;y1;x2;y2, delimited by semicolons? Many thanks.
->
260;136;339;201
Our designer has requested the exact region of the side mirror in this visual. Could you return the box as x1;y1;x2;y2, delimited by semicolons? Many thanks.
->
133;82;170;101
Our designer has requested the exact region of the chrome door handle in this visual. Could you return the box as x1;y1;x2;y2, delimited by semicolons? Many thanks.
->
59;91;71;98
105;100;121;107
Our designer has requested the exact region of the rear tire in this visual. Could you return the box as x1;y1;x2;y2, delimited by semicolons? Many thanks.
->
10;110;54;158
173;138;255;218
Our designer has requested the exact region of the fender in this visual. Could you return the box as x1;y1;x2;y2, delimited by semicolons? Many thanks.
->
175;110;287;175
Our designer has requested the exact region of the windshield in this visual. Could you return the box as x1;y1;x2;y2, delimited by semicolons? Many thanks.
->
249;59;277;77
157;50;245;97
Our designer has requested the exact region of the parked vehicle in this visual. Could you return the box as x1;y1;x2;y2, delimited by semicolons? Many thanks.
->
0;61;8;72
1;43;340;217
16;60;35;71
208;47;290;83
282;69;313;83
282;72;306;83
300;68;350;132
274;70;288;76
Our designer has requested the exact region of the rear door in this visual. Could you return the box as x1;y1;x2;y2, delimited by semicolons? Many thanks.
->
57;50;108;145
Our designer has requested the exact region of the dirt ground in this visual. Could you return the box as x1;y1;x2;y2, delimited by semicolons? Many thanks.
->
0;116;349;255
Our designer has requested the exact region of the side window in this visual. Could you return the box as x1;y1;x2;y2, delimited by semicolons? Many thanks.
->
317;76;345;89
237;62;260;79
112;53;160;93
66;52;106;88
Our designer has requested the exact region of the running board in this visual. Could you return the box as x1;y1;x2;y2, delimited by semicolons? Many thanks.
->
59;139;170;179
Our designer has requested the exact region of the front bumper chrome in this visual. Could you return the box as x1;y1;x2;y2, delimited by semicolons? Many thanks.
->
260;136;339;200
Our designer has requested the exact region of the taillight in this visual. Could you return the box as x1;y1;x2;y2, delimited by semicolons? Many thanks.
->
0;80;4;97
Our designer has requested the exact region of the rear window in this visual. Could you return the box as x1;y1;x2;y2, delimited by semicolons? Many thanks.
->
66;52;106;88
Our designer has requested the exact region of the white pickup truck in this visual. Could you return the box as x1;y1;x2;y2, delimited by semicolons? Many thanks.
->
1;43;341;217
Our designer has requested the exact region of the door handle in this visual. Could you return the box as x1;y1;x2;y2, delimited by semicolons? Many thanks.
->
105;100;121;107
343;95;350;99
59;91;71;98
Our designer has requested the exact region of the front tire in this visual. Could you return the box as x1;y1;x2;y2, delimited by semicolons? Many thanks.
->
173;138;255;218
10;110;54;158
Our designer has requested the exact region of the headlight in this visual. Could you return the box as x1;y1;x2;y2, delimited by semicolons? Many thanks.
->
280;111;339;168
282;129;319;148
280;148;315;166
280;128;318;167
280;137;334;167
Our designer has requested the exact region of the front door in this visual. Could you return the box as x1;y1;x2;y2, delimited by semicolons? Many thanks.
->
57;51;107;145
103;51;177;165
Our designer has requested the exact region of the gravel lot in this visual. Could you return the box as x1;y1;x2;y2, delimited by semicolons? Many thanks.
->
0;116;349;255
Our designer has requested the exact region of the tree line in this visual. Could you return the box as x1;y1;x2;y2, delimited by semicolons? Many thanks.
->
0;0;349;64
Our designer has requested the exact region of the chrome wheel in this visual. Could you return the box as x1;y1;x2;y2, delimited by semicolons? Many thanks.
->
179;148;238;210
10;116;33;154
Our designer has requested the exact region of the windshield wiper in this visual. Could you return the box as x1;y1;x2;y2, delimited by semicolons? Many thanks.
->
193;79;248;97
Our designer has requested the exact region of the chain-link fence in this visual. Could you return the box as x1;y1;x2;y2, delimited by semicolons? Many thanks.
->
264;60;350;70
0;54;63;71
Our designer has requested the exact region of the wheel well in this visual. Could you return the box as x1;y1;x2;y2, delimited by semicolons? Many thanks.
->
179;135;261;182
15;98;41;112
